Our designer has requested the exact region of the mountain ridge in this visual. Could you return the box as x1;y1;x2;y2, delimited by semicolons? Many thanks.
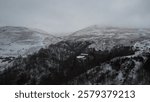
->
0;26;61;71
0;25;150;84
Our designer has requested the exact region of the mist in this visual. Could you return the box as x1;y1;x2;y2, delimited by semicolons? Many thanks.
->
0;0;150;33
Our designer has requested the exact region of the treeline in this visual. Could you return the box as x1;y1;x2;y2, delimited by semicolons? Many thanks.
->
0;40;136;85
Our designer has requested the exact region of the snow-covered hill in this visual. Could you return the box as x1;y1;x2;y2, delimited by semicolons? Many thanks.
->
0;26;60;57
67;25;150;51
0;26;61;71
1;25;150;85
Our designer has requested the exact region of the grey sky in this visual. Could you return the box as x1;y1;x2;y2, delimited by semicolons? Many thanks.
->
0;0;150;33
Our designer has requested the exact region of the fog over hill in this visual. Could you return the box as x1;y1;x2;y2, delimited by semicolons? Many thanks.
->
0;25;150;85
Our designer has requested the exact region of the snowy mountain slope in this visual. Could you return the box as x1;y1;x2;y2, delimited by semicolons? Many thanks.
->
1;38;150;85
1;25;150;84
0;26;60;57
67;41;150;85
64;26;150;84
66;25;150;51
0;26;61;71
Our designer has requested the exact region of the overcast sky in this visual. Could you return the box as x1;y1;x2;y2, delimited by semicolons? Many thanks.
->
0;0;150;33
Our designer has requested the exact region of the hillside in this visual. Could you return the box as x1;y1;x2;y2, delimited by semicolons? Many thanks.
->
0;26;60;57
0;26;61;71
0;25;150;84
67;25;150;51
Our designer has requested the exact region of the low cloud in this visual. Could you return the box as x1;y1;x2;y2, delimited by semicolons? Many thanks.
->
0;0;149;33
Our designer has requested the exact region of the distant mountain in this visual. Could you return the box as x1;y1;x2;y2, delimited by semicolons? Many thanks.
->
0;26;61;71
0;26;60;57
0;25;150;85
67;25;150;51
